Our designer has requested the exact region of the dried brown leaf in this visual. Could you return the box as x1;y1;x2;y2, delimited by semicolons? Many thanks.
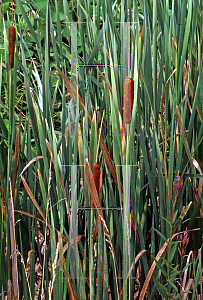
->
140;229;197;300
96;65;112;96
20;175;49;228
127;249;146;279
119;249;147;299
172;37;177;52
53;65;93;121
67;273;79;300
98;129;123;198
19;156;43;177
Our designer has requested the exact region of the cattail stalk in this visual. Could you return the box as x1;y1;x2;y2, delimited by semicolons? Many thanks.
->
91;111;104;207
9;26;16;69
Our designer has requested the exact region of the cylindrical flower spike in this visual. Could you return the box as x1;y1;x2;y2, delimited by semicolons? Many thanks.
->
9;26;16;69
130;77;134;115
124;76;134;124
92;162;100;207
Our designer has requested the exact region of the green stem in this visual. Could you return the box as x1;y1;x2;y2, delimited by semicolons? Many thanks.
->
7;69;12;200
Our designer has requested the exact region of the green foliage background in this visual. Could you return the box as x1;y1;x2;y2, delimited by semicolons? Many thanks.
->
0;0;203;299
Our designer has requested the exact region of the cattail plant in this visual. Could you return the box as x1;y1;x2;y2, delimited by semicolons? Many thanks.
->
91;111;104;207
123;76;134;124
130;77;134;114
91;152;100;207
93;162;100;195
9;26;16;69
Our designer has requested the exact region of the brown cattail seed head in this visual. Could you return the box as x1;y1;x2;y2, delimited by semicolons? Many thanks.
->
92;162;100;207
130;77;134;114
124;76;134;124
9;26;16;69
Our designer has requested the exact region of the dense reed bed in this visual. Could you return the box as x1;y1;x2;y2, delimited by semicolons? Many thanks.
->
0;0;203;299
